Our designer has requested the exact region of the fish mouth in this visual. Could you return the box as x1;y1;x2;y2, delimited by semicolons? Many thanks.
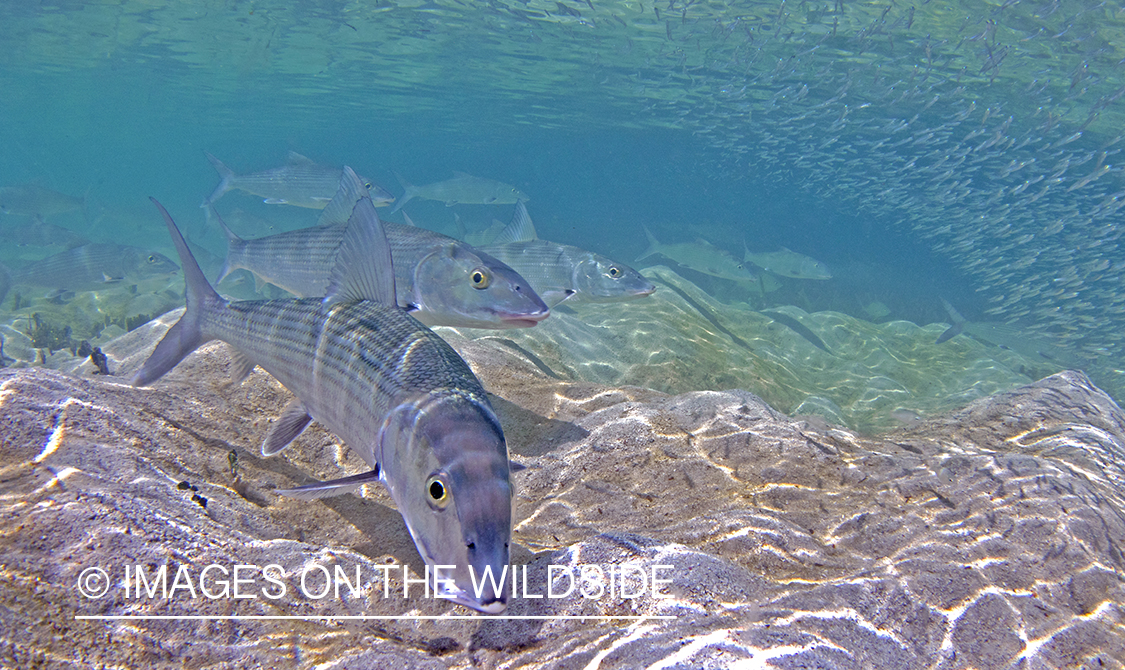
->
438;583;508;614
500;310;550;328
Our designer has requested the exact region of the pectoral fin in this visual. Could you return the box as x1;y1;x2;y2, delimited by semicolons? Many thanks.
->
261;399;313;456
275;466;382;500
541;288;577;308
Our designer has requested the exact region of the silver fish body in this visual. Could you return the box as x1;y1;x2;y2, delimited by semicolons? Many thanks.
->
136;178;512;613
636;225;757;282
203;151;394;209
215;218;549;329
0;215;88;250
0;182;85;218
391;172;528;213
479;240;656;308
4;243;178;300
744;247;832;280
478;200;654;307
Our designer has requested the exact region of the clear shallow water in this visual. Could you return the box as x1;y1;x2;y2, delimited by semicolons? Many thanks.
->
1;0;1123;413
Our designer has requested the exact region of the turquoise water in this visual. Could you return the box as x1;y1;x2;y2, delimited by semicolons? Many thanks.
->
1;0;1123;411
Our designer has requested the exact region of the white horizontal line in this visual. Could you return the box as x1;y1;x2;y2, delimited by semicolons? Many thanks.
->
76;615;676;621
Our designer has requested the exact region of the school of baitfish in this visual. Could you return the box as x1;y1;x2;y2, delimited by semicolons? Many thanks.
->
566;1;1125;377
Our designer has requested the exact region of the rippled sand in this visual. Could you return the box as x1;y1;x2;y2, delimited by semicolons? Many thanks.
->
1;311;1122;668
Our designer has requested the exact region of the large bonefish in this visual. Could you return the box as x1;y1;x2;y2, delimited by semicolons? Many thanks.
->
134;168;511;613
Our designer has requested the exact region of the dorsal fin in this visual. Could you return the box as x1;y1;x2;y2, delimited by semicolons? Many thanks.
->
492;200;537;244
286;150;315;165
324;167;396;306
315;164;367;228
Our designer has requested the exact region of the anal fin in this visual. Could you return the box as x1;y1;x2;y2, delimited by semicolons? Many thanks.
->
275;467;381;500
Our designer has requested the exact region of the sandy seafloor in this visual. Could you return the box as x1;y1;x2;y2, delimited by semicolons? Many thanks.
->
1;266;1124;668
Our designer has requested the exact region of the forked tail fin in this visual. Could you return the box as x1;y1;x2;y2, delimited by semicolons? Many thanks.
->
389;172;416;214
935;297;967;344
202;152;235;206
132;198;224;387
207;204;243;285
635;225;660;262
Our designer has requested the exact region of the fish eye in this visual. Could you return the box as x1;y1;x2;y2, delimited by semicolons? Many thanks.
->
607;266;622;278
147;255;156;263
470;268;491;289
426;474;450;509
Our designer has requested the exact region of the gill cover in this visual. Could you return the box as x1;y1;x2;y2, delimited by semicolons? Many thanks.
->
410;244;548;330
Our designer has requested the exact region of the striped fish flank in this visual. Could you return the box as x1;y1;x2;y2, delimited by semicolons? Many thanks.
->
202;151;394;209
7;243;178;295
212;193;549;330
202;297;488;461
479;201;655;307
135;170;511;613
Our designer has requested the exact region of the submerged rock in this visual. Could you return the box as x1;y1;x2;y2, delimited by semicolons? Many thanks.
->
1;311;1123;668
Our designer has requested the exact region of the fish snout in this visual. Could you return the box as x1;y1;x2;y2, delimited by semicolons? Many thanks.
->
462;527;511;612
507;273;551;324
451;469;512;613
634;280;657;296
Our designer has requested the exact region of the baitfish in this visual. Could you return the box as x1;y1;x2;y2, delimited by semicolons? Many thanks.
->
212;178;549;329
390;171;529;213
744;245;832;280
479;200;655;307
636;225;757;282
0;242;178;302
202;151;395;209
134;169;512;613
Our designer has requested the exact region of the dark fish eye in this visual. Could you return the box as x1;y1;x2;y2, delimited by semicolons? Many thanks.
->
147;255;156;263
364;182;373;189
470;268;490;289
607;266;622;278
426;475;450;508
